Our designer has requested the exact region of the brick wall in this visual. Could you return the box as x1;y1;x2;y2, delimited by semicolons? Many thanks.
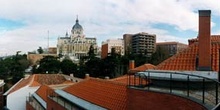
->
198;10;211;70
101;43;108;59
47;98;66;110
127;88;206;110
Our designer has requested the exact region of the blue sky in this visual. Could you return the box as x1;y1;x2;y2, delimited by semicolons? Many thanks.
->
0;0;219;56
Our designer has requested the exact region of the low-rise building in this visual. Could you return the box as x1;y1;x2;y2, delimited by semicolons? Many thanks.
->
101;39;124;59
27;54;58;66
3;74;81;110
156;42;188;56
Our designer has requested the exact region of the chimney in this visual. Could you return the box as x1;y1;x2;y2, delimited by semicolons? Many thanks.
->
105;76;110;80
70;73;74;77
198;10;211;71
129;60;135;70
85;74;90;79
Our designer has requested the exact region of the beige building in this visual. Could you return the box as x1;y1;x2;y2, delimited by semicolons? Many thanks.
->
101;39;124;59
27;54;58;65
57;18;97;61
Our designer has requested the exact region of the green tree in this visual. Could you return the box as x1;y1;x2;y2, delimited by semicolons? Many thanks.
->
37;47;44;54
88;45;95;58
37;56;60;73
11;54;30;83
0;54;29;84
60;59;77;75
85;57;101;77
100;48;122;78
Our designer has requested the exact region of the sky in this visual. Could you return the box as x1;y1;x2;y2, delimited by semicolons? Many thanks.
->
0;0;220;56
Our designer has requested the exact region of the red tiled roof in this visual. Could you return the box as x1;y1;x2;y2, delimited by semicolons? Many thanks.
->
110;75;149;86
156;35;220;71
129;64;156;74
64;78;127;109
30;74;69;86
6;75;34;94
110;75;128;85
6;74;74;95
36;85;53;102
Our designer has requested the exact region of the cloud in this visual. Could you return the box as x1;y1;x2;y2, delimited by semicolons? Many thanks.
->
0;0;219;55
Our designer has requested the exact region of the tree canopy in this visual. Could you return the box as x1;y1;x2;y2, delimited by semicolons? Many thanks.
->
37;47;44;54
36;56;60;73
0;54;29;84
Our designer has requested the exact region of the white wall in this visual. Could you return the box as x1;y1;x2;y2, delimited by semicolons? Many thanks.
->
7;86;39;110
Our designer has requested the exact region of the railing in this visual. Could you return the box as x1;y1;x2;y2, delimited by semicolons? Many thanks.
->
128;70;220;109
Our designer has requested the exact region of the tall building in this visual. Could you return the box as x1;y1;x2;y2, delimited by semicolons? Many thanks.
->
123;32;156;57
156;42;188;56
123;34;133;55
101;39;124;59
57;17;97;61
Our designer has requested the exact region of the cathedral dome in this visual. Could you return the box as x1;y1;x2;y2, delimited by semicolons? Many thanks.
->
72;17;83;34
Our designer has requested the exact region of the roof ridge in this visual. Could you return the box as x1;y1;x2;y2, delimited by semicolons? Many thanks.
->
89;78;127;86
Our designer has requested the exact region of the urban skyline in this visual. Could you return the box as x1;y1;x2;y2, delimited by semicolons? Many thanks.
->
0;0;219;56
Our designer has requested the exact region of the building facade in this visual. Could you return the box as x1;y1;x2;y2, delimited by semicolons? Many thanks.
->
156;42;188;56
57;18;97;61
101;39;124;59
0;80;4;109
27;54;58;65
123;34;133;55
124;32;156;57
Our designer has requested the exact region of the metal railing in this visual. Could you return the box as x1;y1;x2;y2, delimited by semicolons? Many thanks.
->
128;71;220;109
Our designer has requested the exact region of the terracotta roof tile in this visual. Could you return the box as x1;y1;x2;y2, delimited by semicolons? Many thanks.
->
36;85;53;102
6;74;74;95
110;75;128;85
129;64;156;74
30;74;70;86
156;35;220;71
64;78;127;109
6;75;34;94
110;75;149;86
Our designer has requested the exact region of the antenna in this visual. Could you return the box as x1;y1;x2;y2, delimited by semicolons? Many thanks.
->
47;30;49;53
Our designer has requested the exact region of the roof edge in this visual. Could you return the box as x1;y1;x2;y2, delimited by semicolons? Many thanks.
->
3;78;24;95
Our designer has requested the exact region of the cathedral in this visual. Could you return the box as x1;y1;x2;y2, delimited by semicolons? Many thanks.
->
57;17;97;61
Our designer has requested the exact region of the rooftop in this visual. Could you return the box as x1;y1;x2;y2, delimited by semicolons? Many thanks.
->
64;78;127;109
156;35;220;71
4;74;78;95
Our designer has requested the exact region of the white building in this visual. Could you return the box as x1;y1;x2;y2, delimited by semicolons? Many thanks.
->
3;74;82;110
57;17;97;61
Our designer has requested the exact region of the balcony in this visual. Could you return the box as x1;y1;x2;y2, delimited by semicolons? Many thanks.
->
128;70;220;110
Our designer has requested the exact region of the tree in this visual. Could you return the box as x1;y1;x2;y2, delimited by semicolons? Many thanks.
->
0;54;30;84
60;59;77;75
37;56;60;73
37;47;44;54
85;57;101;77
88;45;95;59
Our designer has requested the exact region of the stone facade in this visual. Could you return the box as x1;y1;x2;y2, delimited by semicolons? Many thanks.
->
57;18;97;61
